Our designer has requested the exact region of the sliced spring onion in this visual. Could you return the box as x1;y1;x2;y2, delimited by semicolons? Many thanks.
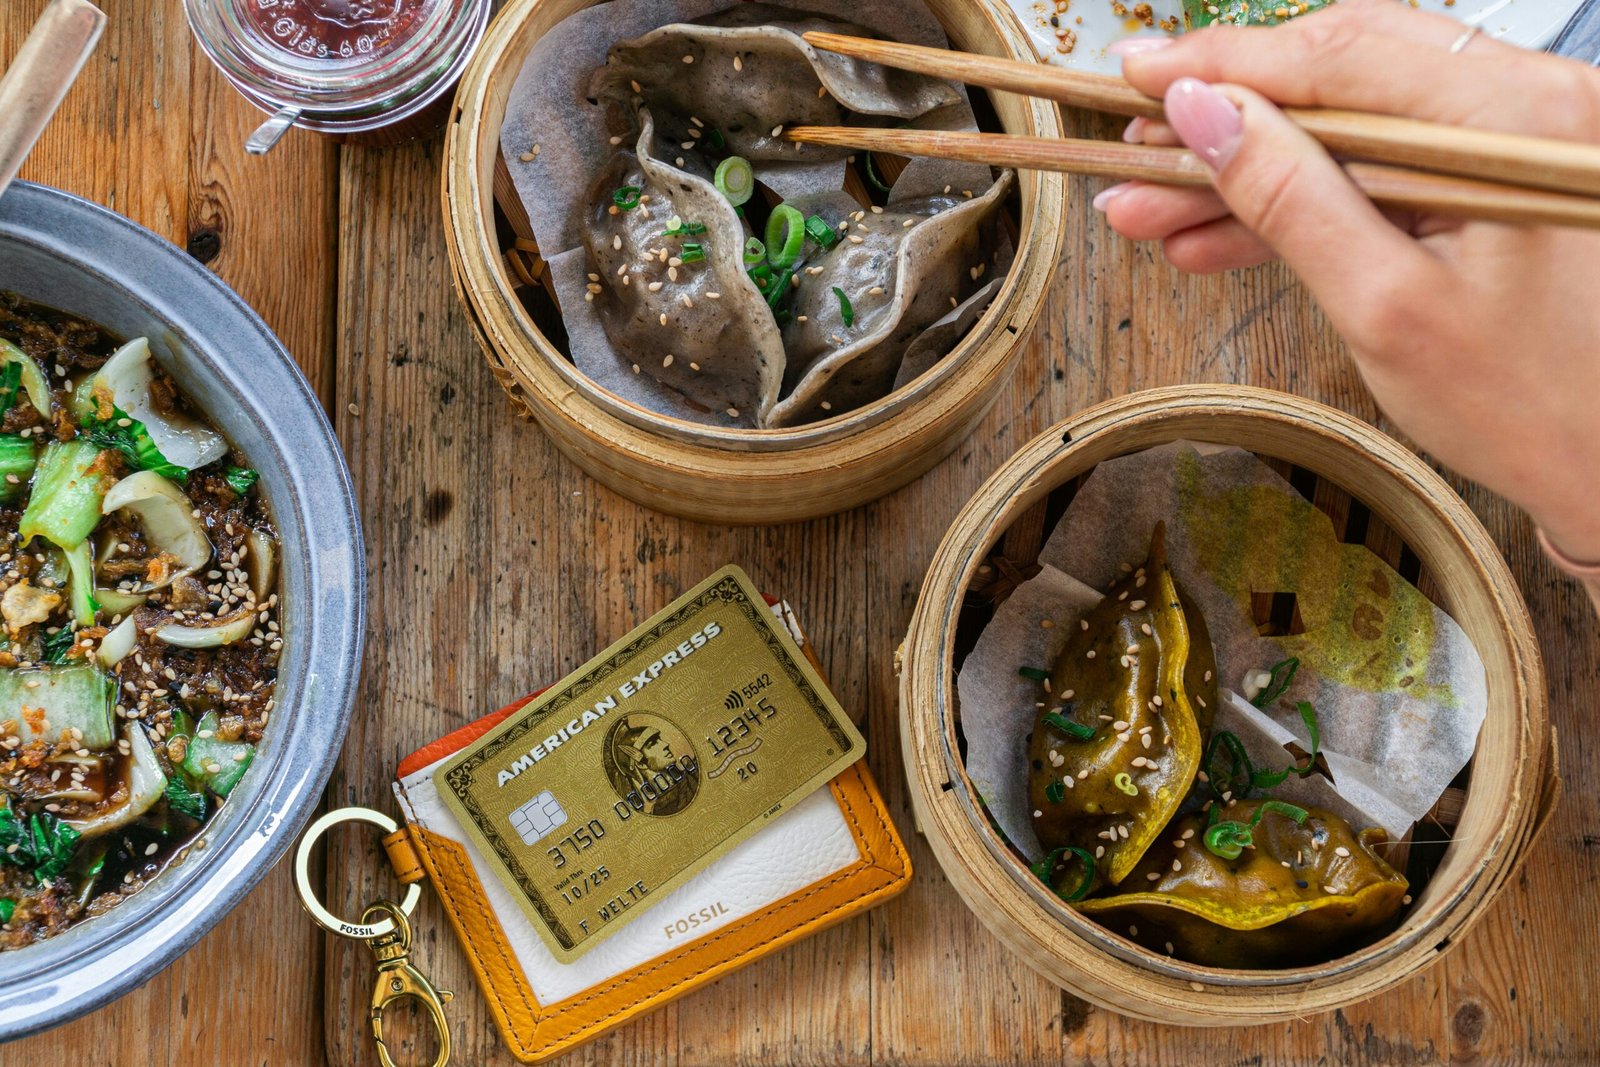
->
1253;799;1310;827
713;156;754;206
742;237;767;265
764;204;805;268
679;242;707;264
94;338;227;469
222;466;258;495
804;214;838;250
1017;666;1049;682
62;541;100;627
0;362;22;419
1293;701;1322;776
1042;712;1095;742
0;899;13;923
864;152;892;193
20;440;114;550
706;128;726;152
662;218;707;238
0;435;37;502
1044;780;1065;804
747;261;773;291
764;268;793;310
612;185;642;210
1112;772;1138;796
1249;657;1300;708
832;287;854;328
154;606;256;649
66;724;166;837
1203;819;1253;861
1030;845;1095;902
0;339;53;418
1202;729;1254;801
96;614;138;668
100;470;212;592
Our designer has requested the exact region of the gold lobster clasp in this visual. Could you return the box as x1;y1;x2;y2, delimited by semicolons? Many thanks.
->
363;899;453;1067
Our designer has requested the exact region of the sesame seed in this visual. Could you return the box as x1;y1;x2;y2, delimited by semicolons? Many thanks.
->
1141;734;1152;749
1171;859;1182;872
663;354;674;368
690;362;700;371
1041;619;1055;630
1147;872;1161;882
682;54;694;63
771;124;783;137
631;364;641;375
519;151;536;162
1130;600;1146;611
659;313;669;326
1080;619;1089;631
847;235;865;244
612;235;622;250
1335;846;1351;858
1086;650;1096;659
1117;825;1129;839
727;407;740;418
1129;924;1139;936
706;291;721;299
611;136;624;146
733;55;743;71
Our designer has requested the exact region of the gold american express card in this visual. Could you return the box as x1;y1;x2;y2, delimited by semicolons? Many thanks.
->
436;566;865;963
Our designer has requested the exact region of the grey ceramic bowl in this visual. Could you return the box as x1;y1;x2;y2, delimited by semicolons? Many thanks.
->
0;181;365;1038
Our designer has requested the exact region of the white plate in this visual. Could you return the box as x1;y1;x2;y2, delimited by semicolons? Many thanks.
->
1009;0;1583;75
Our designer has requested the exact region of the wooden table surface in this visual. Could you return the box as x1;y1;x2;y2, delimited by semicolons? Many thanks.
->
4;3;1599;1064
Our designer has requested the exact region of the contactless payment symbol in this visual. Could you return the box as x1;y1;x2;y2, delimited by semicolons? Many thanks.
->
508;790;568;845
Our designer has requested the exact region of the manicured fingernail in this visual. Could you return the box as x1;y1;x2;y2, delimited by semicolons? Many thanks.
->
1092;183;1134;212
1122;116;1148;144
1108;36;1177;56
1163;77;1242;170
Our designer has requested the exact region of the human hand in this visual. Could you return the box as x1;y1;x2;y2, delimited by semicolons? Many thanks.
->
1096;0;1600;567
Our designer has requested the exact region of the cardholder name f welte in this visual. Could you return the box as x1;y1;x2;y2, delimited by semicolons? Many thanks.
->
383;567;912;1063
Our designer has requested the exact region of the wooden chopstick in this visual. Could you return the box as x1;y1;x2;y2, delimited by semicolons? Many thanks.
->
785;126;1600;229
802;30;1600;200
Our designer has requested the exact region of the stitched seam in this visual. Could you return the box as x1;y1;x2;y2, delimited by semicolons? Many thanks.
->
407;814;542;1057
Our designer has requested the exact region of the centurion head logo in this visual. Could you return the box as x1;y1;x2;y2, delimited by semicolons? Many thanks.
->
602;712;701;817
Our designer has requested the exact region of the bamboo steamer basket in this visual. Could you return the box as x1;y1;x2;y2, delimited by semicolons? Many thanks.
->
442;0;1064;524
898;386;1559;1025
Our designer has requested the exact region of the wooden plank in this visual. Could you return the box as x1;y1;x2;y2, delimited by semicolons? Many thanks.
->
5;6;1597;1063
1;3;338;1066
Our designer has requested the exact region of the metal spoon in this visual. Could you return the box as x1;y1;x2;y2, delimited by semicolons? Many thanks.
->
0;0;107;199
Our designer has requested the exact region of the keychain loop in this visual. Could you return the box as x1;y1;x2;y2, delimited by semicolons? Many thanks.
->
294;806;423;939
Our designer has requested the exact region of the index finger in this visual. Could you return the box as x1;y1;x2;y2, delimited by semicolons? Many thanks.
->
1122;0;1600;140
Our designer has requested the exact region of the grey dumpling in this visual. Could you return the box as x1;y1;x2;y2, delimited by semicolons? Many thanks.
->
580;108;785;427
592;4;962;165
765;168;1012;426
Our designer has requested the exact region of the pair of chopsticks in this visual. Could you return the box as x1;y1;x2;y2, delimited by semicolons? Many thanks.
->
787;31;1600;230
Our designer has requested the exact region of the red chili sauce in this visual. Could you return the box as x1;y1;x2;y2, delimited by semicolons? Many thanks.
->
242;0;427;62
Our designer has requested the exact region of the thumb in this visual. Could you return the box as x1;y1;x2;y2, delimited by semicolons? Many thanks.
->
1161;77;1436;303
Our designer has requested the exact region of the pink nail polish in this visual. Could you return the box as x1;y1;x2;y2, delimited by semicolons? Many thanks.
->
1122;116;1147;144
1163;77;1243;170
1108;36;1177;56
1092;183;1133;212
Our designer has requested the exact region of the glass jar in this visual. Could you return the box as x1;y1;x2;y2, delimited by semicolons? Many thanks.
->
184;0;492;147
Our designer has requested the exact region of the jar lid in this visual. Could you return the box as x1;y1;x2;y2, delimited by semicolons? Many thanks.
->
185;0;488;117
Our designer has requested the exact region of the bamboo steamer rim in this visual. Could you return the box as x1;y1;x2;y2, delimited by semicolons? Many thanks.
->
439;0;1066;520
898;385;1556;1024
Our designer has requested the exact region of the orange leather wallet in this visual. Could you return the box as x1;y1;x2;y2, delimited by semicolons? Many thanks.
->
378;603;911;1063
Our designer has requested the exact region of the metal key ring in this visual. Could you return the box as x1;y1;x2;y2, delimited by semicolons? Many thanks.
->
294;807;422;939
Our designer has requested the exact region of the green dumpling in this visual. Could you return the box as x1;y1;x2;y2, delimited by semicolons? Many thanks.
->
1027;523;1218;893
1077;800;1409;968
